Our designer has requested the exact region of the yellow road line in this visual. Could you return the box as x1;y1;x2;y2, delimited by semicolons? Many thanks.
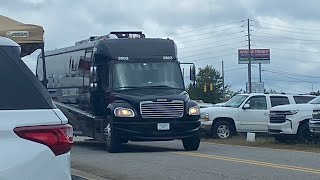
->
174;152;320;175
201;141;319;154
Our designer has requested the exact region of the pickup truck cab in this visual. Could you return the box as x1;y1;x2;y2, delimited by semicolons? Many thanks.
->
200;93;314;138
268;96;318;141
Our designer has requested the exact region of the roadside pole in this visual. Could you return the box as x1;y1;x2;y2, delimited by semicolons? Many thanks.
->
247;19;252;93
222;60;225;100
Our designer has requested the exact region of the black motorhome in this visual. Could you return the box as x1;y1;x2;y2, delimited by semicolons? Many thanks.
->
37;32;201;152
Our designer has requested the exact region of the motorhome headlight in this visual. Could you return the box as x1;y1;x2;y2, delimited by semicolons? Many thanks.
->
114;107;135;117
189;106;200;115
200;113;209;121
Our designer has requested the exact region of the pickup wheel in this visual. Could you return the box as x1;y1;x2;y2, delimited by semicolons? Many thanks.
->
182;131;201;151
297;122;312;142
212;120;232;139
104;121;121;153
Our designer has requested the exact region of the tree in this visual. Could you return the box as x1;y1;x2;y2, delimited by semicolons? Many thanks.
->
187;65;234;104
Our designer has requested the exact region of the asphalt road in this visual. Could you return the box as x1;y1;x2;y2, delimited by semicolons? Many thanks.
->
71;139;320;180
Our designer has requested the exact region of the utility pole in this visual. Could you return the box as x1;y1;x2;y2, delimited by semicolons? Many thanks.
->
247;18;252;93
259;63;262;82
222;60;225;100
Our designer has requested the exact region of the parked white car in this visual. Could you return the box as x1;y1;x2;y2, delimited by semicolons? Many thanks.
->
200;93;315;138
0;37;73;180
268;96;320;141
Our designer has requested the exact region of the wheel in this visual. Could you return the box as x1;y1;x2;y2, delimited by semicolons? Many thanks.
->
104;122;120;153
211;120;232;139
297;122;312;142
182;131;201;151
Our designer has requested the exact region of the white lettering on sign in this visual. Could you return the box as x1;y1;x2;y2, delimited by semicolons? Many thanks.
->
6;31;29;38
163;56;173;60
118;56;129;60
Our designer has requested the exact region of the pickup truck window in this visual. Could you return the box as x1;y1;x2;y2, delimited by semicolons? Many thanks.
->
270;96;290;107
294;96;315;104
246;96;267;110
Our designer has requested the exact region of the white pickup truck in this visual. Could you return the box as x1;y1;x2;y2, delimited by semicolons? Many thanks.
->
200;93;315;139
268;96;320;141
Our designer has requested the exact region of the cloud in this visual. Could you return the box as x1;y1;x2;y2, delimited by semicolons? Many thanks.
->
2;0;320;93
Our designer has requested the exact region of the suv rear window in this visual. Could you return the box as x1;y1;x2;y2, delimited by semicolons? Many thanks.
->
0;45;55;110
293;96;315;104
270;96;290;107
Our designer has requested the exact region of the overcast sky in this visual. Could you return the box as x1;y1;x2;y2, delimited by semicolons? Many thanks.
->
2;0;320;93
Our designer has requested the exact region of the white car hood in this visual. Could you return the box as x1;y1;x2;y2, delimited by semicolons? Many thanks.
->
200;106;238;120
271;104;317;111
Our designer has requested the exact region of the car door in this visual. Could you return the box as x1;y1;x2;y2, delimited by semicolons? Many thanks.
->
238;95;269;132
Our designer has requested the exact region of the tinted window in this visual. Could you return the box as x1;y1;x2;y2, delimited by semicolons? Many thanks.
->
294;96;315;104
246;96;267;110
0;46;54;110
270;96;290;107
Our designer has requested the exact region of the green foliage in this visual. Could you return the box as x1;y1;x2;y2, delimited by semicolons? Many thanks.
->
187;65;238;103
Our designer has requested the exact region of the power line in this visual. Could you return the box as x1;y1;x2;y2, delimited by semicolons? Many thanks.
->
252;39;320;45
256;26;320;36
180;52;237;62
253;31;320;42
179;45;243;59
172;26;244;40
178;35;246;49
262;70;320;82
271;54;320;64
224;67;248;72
165;20;246;37
179;41;246;54
253;45;320;54
177;31;245;44
262;68;320;78
251;20;320;32
264;80;306;93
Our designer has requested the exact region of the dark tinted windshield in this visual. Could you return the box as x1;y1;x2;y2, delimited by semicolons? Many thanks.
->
113;62;184;90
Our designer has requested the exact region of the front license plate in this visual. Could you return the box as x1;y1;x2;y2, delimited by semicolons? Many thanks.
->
157;123;170;130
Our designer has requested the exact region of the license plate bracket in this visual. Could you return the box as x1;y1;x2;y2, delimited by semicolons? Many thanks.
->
157;123;170;131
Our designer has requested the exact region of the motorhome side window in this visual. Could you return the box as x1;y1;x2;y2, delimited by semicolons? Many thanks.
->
246;96;267;110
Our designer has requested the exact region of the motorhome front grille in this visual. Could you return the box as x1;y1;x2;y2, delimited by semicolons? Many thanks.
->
140;101;184;118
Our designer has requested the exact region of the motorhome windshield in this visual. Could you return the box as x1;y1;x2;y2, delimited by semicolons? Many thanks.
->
113;62;184;90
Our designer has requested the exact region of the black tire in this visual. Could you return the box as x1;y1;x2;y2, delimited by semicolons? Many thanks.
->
104;118;121;153
182;131;201;151
211;120;233;139
297;122;312;143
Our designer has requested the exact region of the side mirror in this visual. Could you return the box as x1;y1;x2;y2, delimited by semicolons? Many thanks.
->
243;104;250;109
190;66;196;82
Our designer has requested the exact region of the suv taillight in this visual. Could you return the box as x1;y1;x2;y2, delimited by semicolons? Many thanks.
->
14;124;73;156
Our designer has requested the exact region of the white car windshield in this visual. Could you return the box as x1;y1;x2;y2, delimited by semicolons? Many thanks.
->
223;95;248;108
308;96;320;104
